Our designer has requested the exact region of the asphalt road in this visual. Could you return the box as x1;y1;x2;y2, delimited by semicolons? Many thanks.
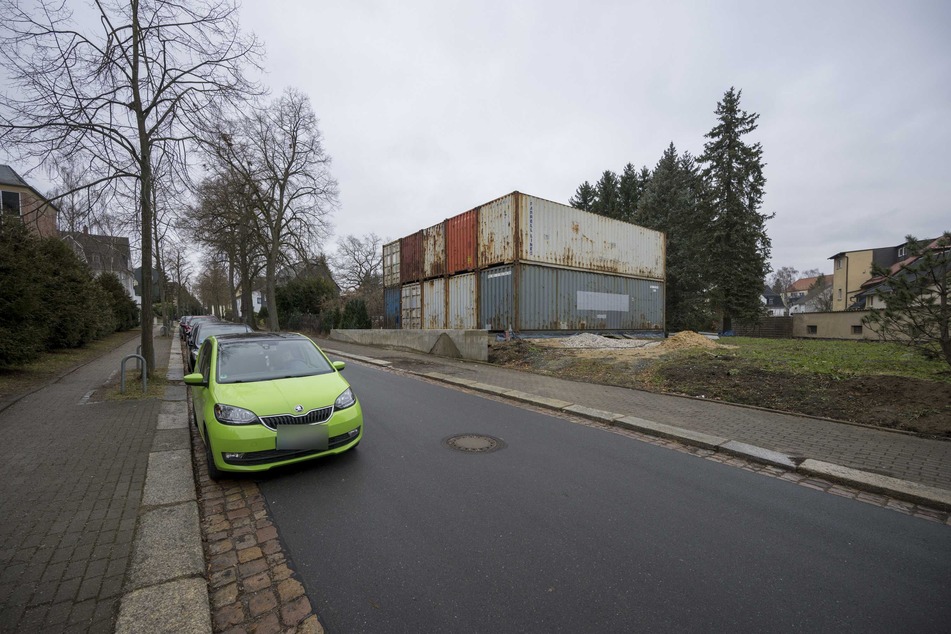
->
256;362;951;633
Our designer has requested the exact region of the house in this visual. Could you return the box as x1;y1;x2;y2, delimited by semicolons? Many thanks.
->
784;276;824;301
0;165;59;238
828;238;935;311
236;289;266;318
852;236;949;310
761;286;786;317
62;229;136;300
789;283;833;314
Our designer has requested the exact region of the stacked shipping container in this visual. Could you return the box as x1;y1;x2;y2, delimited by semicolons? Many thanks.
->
381;191;666;332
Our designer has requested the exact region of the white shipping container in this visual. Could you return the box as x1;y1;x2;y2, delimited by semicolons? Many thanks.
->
383;240;401;288
423;223;446;279
401;283;421;329
476;192;665;280
448;273;477;329
422;278;447;329
477;193;516;268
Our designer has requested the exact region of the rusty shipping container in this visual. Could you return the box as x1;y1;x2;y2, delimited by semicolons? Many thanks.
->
448;273;477;329
383;240;401;288
479;263;664;332
478;192;665;279
399;232;423;284
400;283;421;329
384;287;401;328
446;209;478;274
422;278;447;329
422;222;447;279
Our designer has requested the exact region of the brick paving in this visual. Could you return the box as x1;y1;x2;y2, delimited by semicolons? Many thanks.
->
0;331;161;633
190;410;323;634
317;337;951;491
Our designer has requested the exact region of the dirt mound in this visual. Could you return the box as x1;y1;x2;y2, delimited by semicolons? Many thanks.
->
660;331;720;350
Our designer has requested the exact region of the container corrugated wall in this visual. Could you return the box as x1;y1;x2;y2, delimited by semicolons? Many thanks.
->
479;264;664;331
448;273;477;329
401;283;421;329
479;265;514;331
422;279;447;329
447;210;478;274
383;240;401;288
422;222;446;279
384;287;401;328
478;193;516;268
517;194;665;279
400;232;422;284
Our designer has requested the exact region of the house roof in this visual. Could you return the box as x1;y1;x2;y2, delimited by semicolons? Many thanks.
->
785;275;828;293
0;165;61;215
63;231;132;273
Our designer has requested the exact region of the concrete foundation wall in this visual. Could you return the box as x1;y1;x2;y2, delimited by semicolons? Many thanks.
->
792;311;882;340
330;329;488;362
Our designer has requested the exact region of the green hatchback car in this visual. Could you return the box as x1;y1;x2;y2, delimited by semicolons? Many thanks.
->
184;332;363;479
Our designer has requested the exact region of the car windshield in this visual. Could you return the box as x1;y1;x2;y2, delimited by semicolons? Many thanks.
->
196;324;251;347
215;339;334;384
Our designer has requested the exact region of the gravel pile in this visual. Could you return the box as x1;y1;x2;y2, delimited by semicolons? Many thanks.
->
557;333;657;349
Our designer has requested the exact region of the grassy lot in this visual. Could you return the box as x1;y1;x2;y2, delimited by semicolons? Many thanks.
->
490;335;951;437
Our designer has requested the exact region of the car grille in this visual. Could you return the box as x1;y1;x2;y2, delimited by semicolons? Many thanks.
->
260;406;333;430
221;428;361;465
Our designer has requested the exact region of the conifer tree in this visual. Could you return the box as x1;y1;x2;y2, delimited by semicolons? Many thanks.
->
618;163;645;223
569;181;597;211
637;143;711;330
698;87;772;331
591;170;620;219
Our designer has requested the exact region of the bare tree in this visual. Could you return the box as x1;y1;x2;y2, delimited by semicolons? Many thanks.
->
331;233;383;291
202;88;338;330
0;0;261;374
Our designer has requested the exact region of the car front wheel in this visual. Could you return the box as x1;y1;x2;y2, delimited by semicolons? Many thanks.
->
203;426;224;481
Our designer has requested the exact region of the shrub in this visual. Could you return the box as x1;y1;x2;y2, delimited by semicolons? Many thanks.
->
97;273;140;331
38;237;101;349
0;218;46;366
339;298;371;329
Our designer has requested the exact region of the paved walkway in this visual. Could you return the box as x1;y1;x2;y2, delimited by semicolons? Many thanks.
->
316;337;951;492
0;331;164;632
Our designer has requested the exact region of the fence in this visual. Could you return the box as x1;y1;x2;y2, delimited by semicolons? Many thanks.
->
734;312;880;340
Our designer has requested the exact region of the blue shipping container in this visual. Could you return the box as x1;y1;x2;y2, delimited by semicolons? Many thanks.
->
384;287;401;329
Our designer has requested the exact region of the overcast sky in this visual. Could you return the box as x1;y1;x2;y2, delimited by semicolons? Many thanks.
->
237;0;949;278
4;1;949;279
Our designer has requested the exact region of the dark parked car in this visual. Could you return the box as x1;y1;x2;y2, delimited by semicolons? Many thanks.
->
188;322;254;371
184;315;220;347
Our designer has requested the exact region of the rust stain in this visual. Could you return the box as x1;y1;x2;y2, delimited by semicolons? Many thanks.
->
572;222;580;234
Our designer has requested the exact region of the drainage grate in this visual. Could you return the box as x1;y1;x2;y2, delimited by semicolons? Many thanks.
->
444;434;506;453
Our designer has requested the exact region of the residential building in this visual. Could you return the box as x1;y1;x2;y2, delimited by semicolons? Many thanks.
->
0;165;59;238
853;236;948;310
236;289;266;318
62;230;136;300
761;286;785;317
789;284;833;314
829;238;936;311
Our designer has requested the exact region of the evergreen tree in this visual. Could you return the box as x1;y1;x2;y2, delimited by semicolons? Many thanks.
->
568;181;596;211
637;143;712;330
618;163;645;223
0;217;47;365
591;170;620;219
698;87;772;331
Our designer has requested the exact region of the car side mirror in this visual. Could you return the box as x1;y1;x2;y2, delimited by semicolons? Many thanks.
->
183;372;208;387
332;361;346;371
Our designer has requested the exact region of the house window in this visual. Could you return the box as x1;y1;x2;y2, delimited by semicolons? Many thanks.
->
898;246;906;258
837;289;842;300
835;258;842;270
1;191;20;217
807;325;818;335
255;296;262;305
851;325;862;335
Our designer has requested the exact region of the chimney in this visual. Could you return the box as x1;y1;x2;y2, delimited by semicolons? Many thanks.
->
82;225;88;235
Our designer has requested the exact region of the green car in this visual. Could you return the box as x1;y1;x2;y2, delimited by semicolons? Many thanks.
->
184;332;363;479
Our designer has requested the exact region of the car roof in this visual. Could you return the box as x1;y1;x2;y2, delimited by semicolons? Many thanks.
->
195;322;252;335
212;332;310;346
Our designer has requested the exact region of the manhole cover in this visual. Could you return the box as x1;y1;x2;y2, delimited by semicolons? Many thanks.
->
444;434;506;453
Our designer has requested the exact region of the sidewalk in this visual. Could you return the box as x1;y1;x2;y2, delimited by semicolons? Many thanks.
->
317;337;951;508
0;328;208;633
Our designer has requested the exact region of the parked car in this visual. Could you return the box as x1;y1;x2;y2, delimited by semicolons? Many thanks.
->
187;321;254;371
184;315;219;346
184;332;363;479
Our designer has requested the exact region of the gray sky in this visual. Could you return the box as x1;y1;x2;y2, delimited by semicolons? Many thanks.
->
241;0;950;278
3;1;948;280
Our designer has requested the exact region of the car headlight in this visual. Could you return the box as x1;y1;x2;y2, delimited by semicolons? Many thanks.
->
214;403;261;425
334;388;356;410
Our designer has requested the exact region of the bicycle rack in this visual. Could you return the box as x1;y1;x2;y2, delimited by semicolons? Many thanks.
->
121;354;147;394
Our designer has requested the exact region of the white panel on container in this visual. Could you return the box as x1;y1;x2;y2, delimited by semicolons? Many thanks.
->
577;291;630;312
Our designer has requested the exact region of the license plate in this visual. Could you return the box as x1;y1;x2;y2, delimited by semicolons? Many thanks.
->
276;423;329;451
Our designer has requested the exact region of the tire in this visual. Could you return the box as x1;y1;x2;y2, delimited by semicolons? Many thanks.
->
203;426;224;481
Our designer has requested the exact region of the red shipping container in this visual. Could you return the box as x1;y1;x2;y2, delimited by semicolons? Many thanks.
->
399;231;423;284
446;209;478;274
